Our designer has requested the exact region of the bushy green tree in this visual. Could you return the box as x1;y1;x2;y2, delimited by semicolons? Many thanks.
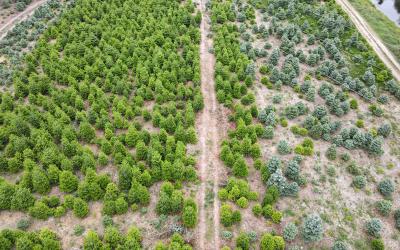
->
73;198;89;218
260;233;285;250
11;187;35;211
182;199;198;228
59;171;78;193
283;222;298;241
365;218;382;237
32;167;50;194
376;200;392;216
220;204;241;227
352;175;366;189
277;140;291;155
325;145;337;160
378;179;394;197
29;201;52;220
332;240;348;250
79;122;95;142
302;214;324;242
0;183;15;210
83;230;103;250
236;232;250;250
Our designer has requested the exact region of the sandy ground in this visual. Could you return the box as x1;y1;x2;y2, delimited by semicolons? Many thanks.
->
194;0;229;249
335;0;400;82
0;0;48;40
246;6;400;249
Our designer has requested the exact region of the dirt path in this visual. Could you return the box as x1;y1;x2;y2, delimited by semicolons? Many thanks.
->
336;0;400;82
195;0;225;249
0;0;48;40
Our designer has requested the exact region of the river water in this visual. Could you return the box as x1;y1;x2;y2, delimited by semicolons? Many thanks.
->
370;0;400;26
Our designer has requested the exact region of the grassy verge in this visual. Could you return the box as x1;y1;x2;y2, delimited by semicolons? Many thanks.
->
347;0;400;63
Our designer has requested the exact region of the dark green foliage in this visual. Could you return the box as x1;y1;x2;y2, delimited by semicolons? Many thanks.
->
182;198;198;228
220;203;241;227
376;200;392;216
29;201;52;220
277;140;291;155
370;238;385;250
365;218;382;237
352;175;366;189
156;182;183;215
79;122;96;142
260;233;285;250
59;171;78;193
0;182;15;210
325;145;337;160
332;241;348;250
236;232;250;250
302;214;324;242
11;187;35;211
32;167;50;194
378;179;395;197
283;222;298;241
73;198;89;218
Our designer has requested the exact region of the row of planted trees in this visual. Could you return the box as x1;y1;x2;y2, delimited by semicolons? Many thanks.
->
0;0;204;248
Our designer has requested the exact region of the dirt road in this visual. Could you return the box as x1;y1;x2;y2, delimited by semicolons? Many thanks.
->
336;0;400;82
0;0;48;40
196;0;225;249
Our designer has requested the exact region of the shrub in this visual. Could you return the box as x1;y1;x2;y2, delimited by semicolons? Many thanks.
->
285;159;300;181
350;99;358;109
59;171;79;193
247;231;257;242
376;200;392;216
54;206;66;218
395;209;400;230
277;140;292;155
73;198;89;218
222;231;233;240
378;123;391;138
29;201;52;220
355;120;364;128
272;95;282;104
233;156;249;177
332;240;348;250
102;215;114;227
0;183;15;210
182;199;198;228
325;145;337;160
352;175;366;189
370;239;385;250
260;233;285;250
84;230;103;249
236;232;250;250
17;219;31;231
236;197;249;208
74;225;85;236
283;222;298;241
115;197;128;215
378;179;395;197
11;187;35;211
79;122;95;142
365;218;382;237
32;167;50;194
220;204;241;227
271;210;282;224
252;204;263;216
263;126;274;139
262;186;280;205
260;65;269;74
302;214;324;242
340;153;350;162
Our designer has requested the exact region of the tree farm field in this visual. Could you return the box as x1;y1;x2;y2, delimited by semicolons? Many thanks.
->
0;0;400;250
